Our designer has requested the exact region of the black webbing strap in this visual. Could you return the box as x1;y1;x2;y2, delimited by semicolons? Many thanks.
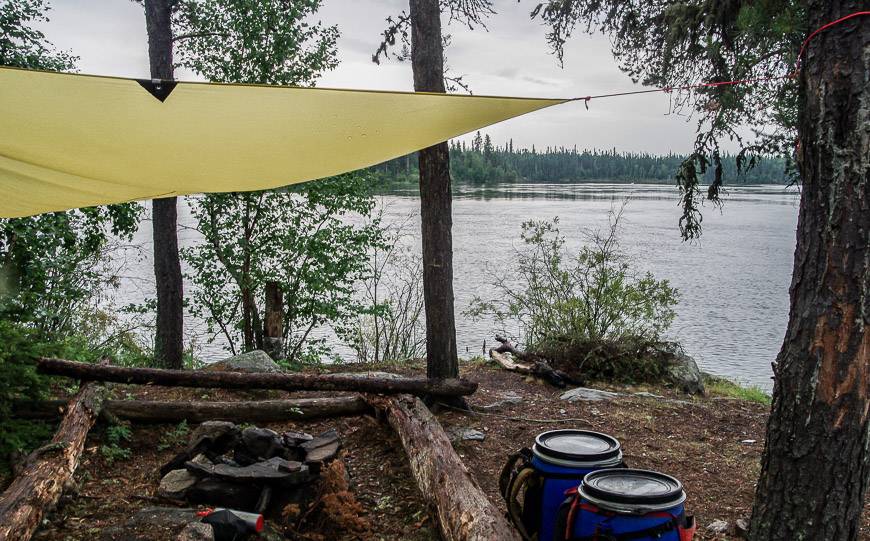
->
564;517;679;540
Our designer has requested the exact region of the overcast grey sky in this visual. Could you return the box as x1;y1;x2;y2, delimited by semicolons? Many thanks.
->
35;0;702;154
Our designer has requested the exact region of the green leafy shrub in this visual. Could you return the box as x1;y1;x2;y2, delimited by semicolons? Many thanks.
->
346;211;426;364
468;204;679;383
157;420;190;451
100;423;132;464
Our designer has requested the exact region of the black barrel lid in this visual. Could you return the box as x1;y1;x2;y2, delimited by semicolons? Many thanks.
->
580;469;685;508
533;430;621;464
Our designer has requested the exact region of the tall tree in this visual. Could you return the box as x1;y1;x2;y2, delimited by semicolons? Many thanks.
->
409;0;458;381
534;1;868;538
374;0;494;383
750;2;868;539
144;0;184;369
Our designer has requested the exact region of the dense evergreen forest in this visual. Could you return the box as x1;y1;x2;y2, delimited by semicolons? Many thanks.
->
369;131;789;186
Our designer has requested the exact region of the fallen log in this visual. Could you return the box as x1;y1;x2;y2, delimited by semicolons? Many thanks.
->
365;394;521;541
490;335;575;388
0;380;105;541
37;358;478;397
12;396;370;424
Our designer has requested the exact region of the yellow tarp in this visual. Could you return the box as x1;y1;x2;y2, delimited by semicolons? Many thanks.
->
0;67;567;218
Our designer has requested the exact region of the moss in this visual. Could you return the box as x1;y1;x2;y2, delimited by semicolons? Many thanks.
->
704;374;772;405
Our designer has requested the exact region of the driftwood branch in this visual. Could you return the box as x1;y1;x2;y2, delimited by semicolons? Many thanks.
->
0;380;106;541
12;396;370;424
489;336;575;388
37;358;477;397
365;394;521;541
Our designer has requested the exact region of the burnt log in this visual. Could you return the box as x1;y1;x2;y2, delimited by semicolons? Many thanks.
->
37;358;478;397
489;336;574;388
0;380;106;541
14;396;370;424
365;394;521;541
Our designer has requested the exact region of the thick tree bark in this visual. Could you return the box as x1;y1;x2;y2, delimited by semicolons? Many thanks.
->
365;394;522;541
409;0;459;381
13;396;369;424
749;4;870;540
37;358;478;397
145;0;184;369
0;382;105;541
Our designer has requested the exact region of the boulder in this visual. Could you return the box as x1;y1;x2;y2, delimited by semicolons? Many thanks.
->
560;387;620;402
202;350;282;373
666;352;705;395
158;468;199;500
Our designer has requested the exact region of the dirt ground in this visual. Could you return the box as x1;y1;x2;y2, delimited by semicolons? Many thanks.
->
17;363;870;541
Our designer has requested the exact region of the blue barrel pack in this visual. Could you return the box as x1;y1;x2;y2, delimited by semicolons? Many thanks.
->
554;469;696;541
499;430;624;541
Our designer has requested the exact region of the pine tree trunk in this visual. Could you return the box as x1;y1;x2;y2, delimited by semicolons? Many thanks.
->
409;0;459;380
145;0;184;369
749;3;869;540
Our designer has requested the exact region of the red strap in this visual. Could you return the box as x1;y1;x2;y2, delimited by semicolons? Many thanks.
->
796;11;870;70
564;494;583;541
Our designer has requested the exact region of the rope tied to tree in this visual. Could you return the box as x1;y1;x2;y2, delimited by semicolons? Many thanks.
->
571;11;869;108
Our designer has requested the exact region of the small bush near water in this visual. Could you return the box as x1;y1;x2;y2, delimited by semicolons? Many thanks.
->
704;374;772;405
468;204;680;384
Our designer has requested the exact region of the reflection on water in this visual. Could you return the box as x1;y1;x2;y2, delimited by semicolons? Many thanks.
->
114;183;799;390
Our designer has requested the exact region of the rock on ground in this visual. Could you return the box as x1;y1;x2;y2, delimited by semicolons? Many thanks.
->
665;352;705;395
706;519;729;534
158;469;198;500
202;350;282;373
476;391;523;411
449;427;486;442
176;522;214;541
560;387;620;402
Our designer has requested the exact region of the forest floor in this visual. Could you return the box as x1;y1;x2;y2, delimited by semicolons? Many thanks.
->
13;360;870;541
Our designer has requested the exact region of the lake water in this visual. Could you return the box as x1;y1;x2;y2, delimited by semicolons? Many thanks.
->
115;183;800;390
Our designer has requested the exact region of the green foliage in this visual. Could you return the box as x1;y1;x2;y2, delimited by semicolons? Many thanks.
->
0;0;77;70
369;138;788;187
157;420;190;451
468;204;678;362
100;423;132;464
533;0;804;238
347;212;425;364
1;207;142;338
173;0;339;85
183;175;385;362
0;0;150;467
467;204;681;383
175;0;385;363
1;0;143;343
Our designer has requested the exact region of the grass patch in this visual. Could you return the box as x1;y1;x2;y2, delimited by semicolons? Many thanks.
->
704;374;771;405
